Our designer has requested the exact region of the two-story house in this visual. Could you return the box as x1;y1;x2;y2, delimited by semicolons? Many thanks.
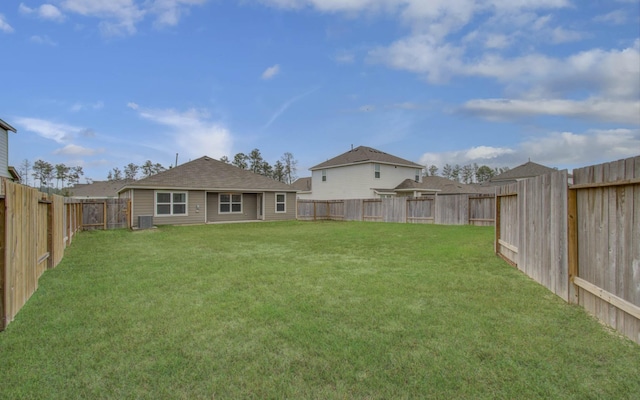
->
302;146;424;200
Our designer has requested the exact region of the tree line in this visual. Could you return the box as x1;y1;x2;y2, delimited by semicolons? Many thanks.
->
425;163;510;184
220;149;298;184
107;160;167;181
19;159;85;189
105;149;298;184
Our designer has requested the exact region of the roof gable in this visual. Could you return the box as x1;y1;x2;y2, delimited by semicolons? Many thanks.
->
491;161;556;182
311;146;423;170
120;156;296;192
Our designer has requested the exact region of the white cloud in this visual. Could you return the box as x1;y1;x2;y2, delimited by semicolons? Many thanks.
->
0;14;14;33
419;129;640;169
133;105;233;159
70;101;104;112
150;0;206;27
594;10;627;25
334;50;355;64
461;98;640;125
14;117;83;143
57;0;205;36
368;34;464;83
261;64;281;80
20;3;66;22
53;144;102;156
550;27;584;43
127;102;139;110
30;35;58;46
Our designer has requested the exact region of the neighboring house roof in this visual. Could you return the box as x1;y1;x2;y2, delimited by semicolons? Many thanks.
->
0;118;17;133
395;176;496;195
119;156;296;192
71;180;133;198
491;161;556;183
310;146;423;170
291;177;311;192
8;166;21;182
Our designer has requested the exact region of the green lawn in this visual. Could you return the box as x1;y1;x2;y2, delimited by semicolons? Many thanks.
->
1;221;638;399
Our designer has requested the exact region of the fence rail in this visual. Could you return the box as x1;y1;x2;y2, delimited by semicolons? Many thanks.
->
298;194;495;226
1;179;131;331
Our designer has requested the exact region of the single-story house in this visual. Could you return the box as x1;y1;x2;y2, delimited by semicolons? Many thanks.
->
303;145;425;200
118;156;298;227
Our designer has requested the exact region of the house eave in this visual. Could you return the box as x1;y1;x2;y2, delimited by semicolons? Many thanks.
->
310;160;424;171
119;185;296;194
0;119;17;133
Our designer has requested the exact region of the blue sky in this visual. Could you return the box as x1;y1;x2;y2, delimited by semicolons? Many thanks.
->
2;0;639;182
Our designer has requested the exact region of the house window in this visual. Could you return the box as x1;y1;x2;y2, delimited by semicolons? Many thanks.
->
322;170;327;182
156;192;187;216
415;169;421;182
275;193;286;213
220;193;242;213
374;163;381;179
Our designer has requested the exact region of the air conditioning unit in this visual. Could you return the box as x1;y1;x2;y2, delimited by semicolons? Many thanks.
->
138;216;153;229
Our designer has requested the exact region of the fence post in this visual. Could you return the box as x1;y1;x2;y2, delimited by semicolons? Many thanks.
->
567;188;578;304
495;195;501;254
0;195;5;331
47;200;54;269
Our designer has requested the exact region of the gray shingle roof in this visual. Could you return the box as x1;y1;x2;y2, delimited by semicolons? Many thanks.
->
395;176;496;194
311;146;423;170
291;177;311;191
119;156;296;192
71;180;132;198
491;161;556;182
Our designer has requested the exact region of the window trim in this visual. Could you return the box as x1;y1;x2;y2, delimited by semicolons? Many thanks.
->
321;169;327;182
374;163;381;179
275;193;287;213
415;169;421;182
155;191;188;217
219;192;243;214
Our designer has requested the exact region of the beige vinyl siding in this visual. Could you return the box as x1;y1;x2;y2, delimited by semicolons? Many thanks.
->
207;192;258;222
131;189;206;227
264;192;296;221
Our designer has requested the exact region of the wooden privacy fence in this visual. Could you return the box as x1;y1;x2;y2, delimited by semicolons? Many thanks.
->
298;194;495;226
0;179;132;331
496;156;640;344
0;180;79;330
81;199;131;230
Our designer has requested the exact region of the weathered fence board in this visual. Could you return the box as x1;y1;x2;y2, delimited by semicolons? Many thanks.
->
298;194;495;225
496;170;569;301
572;156;639;344
1;180;128;331
81;199;130;230
0;181;65;330
496;156;639;344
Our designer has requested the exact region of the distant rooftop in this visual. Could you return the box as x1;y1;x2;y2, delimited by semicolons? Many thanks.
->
491;161;556;183
311;146;423;170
